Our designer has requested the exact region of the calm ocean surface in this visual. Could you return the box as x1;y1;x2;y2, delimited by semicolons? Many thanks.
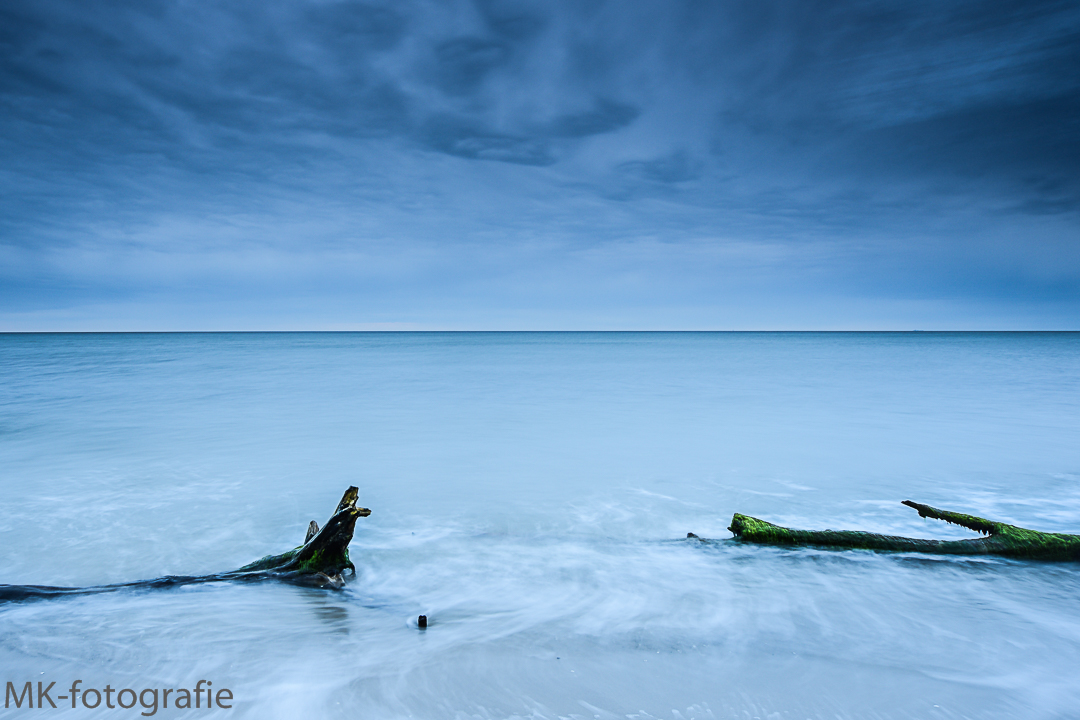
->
2;332;1079;719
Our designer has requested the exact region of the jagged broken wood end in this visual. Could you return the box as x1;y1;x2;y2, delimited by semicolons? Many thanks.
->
721;500;1080;561
233;486;371;586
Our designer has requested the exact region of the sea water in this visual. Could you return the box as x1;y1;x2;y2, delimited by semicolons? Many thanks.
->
1;332;1078;719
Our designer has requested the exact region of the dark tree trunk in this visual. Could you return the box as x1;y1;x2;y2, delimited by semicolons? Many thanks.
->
0;487;371;603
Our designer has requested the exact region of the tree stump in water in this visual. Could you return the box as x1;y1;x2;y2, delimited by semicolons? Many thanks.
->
234;485;371;586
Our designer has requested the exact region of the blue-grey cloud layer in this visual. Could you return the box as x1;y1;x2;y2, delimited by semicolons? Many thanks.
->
1;0;1078;328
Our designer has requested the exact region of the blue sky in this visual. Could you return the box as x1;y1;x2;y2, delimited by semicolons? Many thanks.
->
2;0;1078;329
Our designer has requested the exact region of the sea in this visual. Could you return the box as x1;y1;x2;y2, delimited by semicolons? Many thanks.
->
1;332;1078;719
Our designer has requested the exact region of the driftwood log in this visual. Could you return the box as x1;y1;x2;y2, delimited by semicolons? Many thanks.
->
697;500;1080;560
0;487;370;603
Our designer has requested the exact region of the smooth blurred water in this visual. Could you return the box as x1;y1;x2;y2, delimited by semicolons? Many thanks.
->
1;332;1079;719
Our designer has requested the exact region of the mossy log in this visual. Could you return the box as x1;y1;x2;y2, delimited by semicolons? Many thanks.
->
713;500;1080;560
0;487;370;603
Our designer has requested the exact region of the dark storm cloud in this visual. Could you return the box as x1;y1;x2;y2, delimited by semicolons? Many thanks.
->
422;113;555;165
3;0;1077;183
431;37;511;96
1;0;1078;328
619;151;701;184
692;0;1080;209
544;99;638;139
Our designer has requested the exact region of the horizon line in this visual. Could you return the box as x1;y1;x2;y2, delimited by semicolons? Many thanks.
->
3;329;1079;335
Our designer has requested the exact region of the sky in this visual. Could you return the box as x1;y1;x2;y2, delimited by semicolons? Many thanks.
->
1;0;1078;330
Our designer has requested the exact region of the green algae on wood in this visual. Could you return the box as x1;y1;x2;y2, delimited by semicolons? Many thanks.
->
717;500;1080;560
234;485;370;584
